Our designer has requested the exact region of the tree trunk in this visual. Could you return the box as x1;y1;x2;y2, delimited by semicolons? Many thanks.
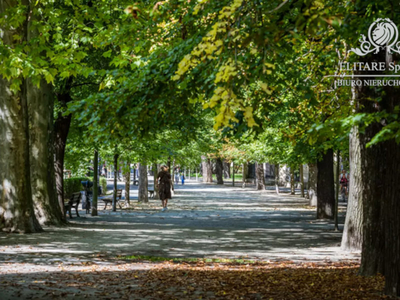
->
112;153;119;212
354;52;400;296
215;158;224;184
0;76;42;232
223;161;231;178
232;162;235;186
92;150;98;216
308;163;318;206
54;111;71;218
27;7;65;225
256;162;265;190
290;167;295;195
334;150;340;231
201;156;213;183
153;164;159;199
317;149;335;219
300;165;304;197
0;1;42;233
383;139;400;295
274;164;280;195
242;162;248;187
341;126;363;251
167;157;171;175
28;77;64;225
124;162;130;206
138;163;148;203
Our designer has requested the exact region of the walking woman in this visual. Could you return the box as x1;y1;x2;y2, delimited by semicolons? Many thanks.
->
157;165;173;211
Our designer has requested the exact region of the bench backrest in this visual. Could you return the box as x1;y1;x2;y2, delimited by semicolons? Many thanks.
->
116;189;122;199
70;192;81;204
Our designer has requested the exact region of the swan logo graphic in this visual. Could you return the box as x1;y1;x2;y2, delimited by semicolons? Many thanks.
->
349;18;400;56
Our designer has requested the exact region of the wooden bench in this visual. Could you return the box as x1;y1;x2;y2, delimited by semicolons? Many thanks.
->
148;189;154;198
64;192;81;219
102;189;124;209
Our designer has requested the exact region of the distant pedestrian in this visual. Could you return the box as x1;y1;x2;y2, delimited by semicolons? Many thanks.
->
174;168;180;185
181;172;185;185
157;165;173;212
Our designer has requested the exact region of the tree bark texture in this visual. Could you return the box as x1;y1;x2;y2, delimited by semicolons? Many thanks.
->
334;151;340;231
342;126;363;251
0;1;41;233
215;158;224;185
317;149;335;219
201;156;213;183
355;53;387;279
28;77;64;225
274;164;280;195
54;81;72;218
256;162;265;190
138;163;148;203
223;161;231;178
242;162;248;187
308;163;318;206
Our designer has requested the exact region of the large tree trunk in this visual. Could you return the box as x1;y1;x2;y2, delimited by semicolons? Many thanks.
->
223;161;231;179
54;111;71;218
138;163;148;203
215;158;224;184
124;162;130;206
54;78;73;217
256;162;265;190
274;164;280;195
0;77;42;233
92;150;98;216
308;163;318;206
242;162;248;187
28;77;64;225
383;139;400;295
356;53;386;278
27;6;64;225
316;149;335;219
201;156;213;183
0;1;41;233
341;126;363;251
356;52;400;296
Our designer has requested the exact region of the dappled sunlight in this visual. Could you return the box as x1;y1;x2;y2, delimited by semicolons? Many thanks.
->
0;180;357;269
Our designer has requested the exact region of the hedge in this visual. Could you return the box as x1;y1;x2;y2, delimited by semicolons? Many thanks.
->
64;177;89;200
64;176;108;200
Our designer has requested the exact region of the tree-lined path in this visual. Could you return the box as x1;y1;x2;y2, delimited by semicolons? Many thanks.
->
0;178;388;299
0;178;356;266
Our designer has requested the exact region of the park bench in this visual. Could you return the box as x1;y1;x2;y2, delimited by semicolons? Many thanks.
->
64;192;81;219
102;189;124;209
148;189;154;198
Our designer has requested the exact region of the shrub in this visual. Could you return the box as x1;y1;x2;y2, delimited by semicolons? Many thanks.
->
64;177;89;200
99;177;107;194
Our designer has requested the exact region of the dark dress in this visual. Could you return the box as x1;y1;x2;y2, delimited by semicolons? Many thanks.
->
157;171;172;200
